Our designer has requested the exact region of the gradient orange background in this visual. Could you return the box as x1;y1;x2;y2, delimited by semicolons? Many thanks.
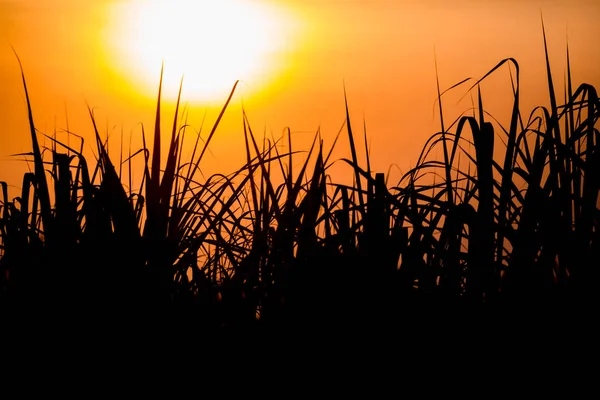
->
1;0;599;197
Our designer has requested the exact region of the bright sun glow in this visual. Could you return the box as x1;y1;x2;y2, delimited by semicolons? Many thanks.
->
110;0;294;102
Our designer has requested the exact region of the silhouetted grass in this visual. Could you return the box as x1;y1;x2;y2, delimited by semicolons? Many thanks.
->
1;32;598;334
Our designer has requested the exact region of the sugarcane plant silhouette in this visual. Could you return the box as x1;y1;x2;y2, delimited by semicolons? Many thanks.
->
0;27;598;328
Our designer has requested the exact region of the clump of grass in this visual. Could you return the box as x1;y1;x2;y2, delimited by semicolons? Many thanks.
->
394;26;598;319
0;28;597;330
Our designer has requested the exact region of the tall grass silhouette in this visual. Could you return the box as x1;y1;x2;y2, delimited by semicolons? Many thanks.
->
0;30;597;330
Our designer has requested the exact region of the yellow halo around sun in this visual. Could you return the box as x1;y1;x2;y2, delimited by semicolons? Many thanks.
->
108;0;296;102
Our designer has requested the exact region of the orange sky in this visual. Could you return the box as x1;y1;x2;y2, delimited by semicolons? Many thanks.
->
1;0;599;197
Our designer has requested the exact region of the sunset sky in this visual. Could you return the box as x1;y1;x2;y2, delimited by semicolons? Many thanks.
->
1;0;599;196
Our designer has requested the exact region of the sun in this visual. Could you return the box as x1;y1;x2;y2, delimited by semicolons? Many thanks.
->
108;0;294;102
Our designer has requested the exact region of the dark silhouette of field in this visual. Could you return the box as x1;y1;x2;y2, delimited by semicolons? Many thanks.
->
1;32;597;341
